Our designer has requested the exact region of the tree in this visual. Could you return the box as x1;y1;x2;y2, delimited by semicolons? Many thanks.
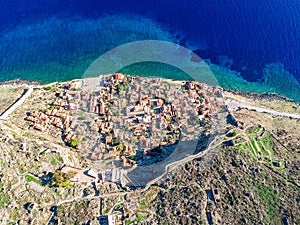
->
116;143;124;151
70;139;79;148
51;171;71;187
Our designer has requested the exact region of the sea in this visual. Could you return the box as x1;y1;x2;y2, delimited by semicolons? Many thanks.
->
0;0;299;101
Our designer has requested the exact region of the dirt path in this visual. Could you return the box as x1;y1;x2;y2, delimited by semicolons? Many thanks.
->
39;191;131;209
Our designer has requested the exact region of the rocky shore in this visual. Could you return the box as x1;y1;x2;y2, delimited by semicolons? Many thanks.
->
0;79;44;88
226;89;296;103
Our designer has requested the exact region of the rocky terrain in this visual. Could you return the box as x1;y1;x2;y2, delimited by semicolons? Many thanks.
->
0;78;299;225
109;110;299;225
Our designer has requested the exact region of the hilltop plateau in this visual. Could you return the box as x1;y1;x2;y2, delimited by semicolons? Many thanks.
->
0;75;299;224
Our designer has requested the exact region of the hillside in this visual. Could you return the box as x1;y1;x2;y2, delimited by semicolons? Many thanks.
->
0;77;299;225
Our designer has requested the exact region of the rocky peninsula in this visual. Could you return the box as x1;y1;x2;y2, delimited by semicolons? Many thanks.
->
0;74;299;224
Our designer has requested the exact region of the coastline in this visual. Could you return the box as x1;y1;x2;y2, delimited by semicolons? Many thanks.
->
0;79;44;88
223;89;297;104
0;75;298;105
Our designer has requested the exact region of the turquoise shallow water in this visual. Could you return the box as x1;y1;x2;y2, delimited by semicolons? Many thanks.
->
118;62;300;102
0;14;299;102
0;15;175;82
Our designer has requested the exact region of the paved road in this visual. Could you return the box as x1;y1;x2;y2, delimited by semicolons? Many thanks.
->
225;99;300;119
0;87;33;120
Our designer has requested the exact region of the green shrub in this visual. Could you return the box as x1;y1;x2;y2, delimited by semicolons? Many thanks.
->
43;86;52;91
70;139;79;148
0;193;9;207
25;175;42;185
51;171;71;187
50;156;63;166
257;184;279;222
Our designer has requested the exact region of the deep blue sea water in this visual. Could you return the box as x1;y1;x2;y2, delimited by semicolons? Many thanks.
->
0;0;299;100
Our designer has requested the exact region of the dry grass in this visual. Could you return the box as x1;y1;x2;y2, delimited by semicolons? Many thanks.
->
254;100;300;114
0;88;24;114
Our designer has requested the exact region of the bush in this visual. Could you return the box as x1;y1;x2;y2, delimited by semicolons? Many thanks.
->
257;184;279;221
25;175;42;185
51;156;63;166
70;139;79;148
51;171;71;187
43;86;52;91
0;193;9;207
116;143;124;151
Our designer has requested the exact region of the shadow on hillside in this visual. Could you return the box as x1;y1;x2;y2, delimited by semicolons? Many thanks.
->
124;131;212;187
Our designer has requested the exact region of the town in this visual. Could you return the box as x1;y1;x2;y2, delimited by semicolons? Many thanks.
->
2;73;297;225
25;74;226;174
